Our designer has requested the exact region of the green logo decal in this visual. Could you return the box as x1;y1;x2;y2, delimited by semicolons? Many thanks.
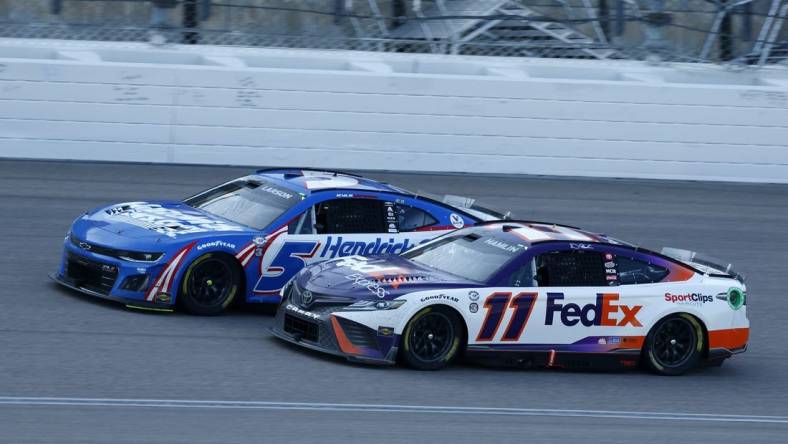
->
727;288;746;311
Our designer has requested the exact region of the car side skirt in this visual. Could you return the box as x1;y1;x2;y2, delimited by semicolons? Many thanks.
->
465;347;642;370
465;347;739;370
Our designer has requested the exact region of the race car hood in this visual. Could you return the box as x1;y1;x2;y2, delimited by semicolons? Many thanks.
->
296;255;483;301
70;201;253;249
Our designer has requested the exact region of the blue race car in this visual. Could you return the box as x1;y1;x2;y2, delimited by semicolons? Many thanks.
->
52;169;502;314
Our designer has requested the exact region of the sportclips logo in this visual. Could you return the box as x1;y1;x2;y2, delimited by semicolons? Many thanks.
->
546;293;642;327
665;292;714;304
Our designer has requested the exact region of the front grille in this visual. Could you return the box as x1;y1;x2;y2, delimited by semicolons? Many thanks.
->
65;252;118;295
337;317;379;350
284;314;320;342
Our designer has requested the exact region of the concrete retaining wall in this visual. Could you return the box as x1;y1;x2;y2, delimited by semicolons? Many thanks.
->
1;38;787;182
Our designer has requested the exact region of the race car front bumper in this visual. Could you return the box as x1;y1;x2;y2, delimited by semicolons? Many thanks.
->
50;272;173;312
52;239;174;311
270;302;400;365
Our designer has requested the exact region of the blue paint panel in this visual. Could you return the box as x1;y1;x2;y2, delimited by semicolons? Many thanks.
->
55;170;486;309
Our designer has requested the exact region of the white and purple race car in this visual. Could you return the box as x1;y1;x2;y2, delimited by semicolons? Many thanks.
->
272;221;748;375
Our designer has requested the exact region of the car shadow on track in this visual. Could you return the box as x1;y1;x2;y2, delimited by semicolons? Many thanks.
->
260;334;394;371
49;283;729;377
50;282;136;313
50;280;281;316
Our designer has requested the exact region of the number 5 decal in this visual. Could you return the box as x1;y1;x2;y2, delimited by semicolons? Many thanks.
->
253;241;321;294
476;292;538;342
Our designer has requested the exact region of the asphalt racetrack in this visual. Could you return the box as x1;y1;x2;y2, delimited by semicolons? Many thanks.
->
1;159;787;443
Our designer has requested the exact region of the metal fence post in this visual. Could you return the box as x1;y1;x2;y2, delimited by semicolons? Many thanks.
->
615;0;625;36
199;0;212;22
150;1;177;28
642;0;672;62
50;0;63;15
183;0;199;44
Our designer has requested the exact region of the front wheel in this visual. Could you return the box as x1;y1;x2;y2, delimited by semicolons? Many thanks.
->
401;306;463;370
643;314;704;376
179;254;241;316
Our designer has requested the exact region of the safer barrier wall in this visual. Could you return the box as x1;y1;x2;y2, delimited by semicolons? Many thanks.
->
1;39;787;182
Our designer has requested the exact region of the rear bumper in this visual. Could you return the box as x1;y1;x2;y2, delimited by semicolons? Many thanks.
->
50;273;173;312
705;344;747;366
731;344;748;354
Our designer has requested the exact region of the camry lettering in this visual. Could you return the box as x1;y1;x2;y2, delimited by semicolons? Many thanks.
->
545;293;642;327
285;304;320;319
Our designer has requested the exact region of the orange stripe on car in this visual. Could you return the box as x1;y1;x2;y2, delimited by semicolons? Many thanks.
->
331;315;361;356
709;328;749;350
662;262;695;282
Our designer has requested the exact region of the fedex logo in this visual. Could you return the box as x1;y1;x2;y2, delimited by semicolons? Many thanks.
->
545;293;642;327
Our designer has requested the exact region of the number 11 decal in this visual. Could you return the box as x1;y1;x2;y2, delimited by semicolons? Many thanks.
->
476;292;538;342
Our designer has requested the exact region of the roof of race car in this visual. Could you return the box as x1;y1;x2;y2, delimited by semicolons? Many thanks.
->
477;220;626;246
253;168;408;195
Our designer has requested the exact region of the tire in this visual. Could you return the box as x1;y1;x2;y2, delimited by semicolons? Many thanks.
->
643;313;704;376
401;306;463;370
178;253;241;316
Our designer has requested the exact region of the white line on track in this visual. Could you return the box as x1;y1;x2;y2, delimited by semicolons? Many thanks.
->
0;397;786;424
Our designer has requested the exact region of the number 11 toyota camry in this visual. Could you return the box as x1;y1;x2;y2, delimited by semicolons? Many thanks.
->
272;221;749;375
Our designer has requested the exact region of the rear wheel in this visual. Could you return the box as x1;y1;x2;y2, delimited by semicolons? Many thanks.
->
179;254;241;316
644;314;704;376
401;306;463;370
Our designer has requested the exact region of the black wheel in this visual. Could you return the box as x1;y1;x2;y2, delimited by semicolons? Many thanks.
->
401;306;463;370
644;314;704;376
179;253;241;316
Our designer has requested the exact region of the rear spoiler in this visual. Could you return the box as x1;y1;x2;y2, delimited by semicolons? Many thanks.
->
438;194;509;221
661;247;745;283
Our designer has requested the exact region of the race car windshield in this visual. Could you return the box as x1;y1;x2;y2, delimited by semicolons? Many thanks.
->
185;179;301;230
402;232;524;283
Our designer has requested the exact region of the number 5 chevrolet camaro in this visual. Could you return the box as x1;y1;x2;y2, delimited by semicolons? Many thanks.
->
271;221;748;375
51;169;501;314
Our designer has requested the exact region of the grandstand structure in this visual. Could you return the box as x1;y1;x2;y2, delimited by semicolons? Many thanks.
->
0;0;785;65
